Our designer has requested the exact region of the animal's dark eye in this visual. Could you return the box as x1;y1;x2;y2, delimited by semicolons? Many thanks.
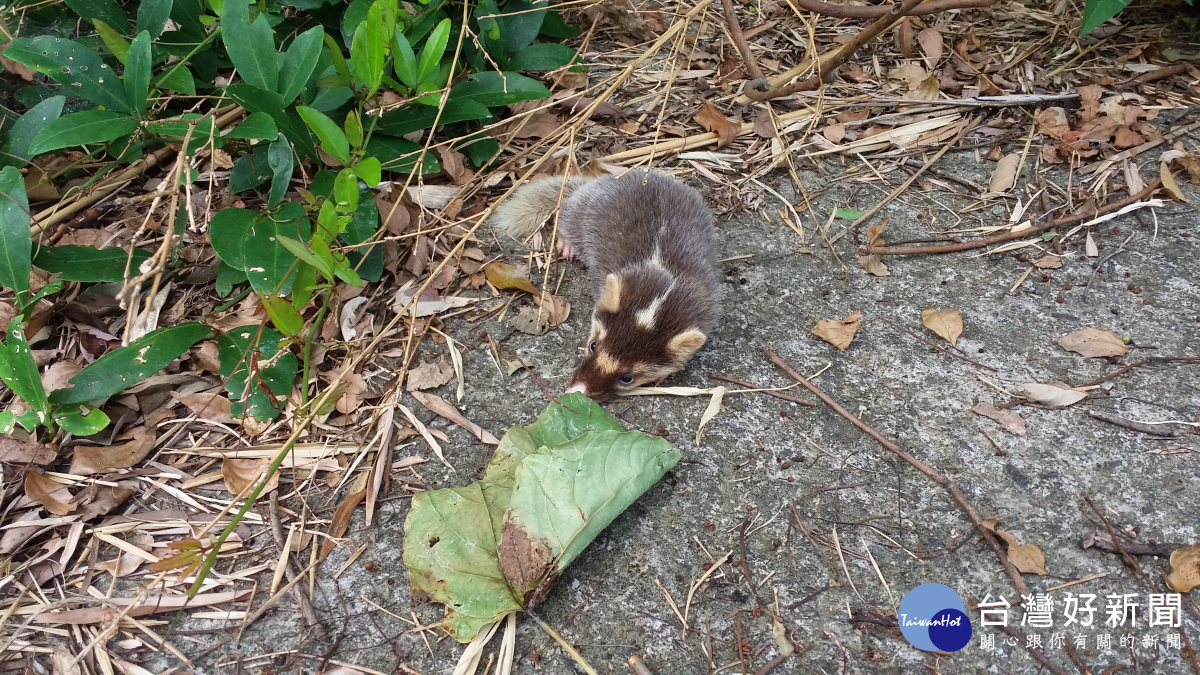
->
589;341;598;353
619;374;635;384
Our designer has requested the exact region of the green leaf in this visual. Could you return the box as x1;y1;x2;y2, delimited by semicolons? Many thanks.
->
220;0;278;93
403;394;679;641
3;36;133;113
33;245;152;282
157;63;196;96
137;0;174;38
834;207;865;220
125;32;153;118
279;26;324;103
267;133;293;208
449;71;550;108
28;111;139;156
0;318;50;421
277;234;335;279
333;169;360;213
352;157;381;186
391;33;418;89
350;7;385;97
366;136;439;174
344;110;364;149
225;112;278;140
498;0;547;53
1080;0;1130;34
216;259;247;296
297;106;350;165
323;32;353;83
0;96;64;168
93;20;131;63
0;410;14;434
261;294;304;336
539;11;579;38
217;325;298;420
67;0;130;36
209;203;308;294
50;323;214;405
416;18;451;85
228;145;273;193
507;43;575;71
343;183;382;282
54;405;111;436
224;84;316;158
0;167;31;305
377;98;493;136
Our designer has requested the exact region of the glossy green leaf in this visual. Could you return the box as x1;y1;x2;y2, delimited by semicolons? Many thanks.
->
377;98;492;136
391;32;418;89
157;63;196;95
499;0;547;53
416;18;451;85
323;32;353;83
146;115;220;150
403;394;679;641
350;6;385;96
267;133;292;208
223;84;316;158
209;203;307;294
125;32;153;118
0;96;64;168
216;260;247;297
290;261;317;309
67;0;130;36
539;11;579;38
261;294;304;336
54;405;111;436
3;36;132;113
343;183;382;282
333;169;359;213
297;106;349;165
225;112;278;140
0;318;49;420
33;245;152;282
217;325;298;420
93;20;131;63
220;0;278;93
28;110;139;156
507;43;575;71
352;157;381;186
1080;0;1130;34
50;323;214;405
0;167;31;305
366;136;439;174
0;410;14;434
279;26;324;102
228;145;273;193
344;110;363;149
449;71;550;108
136;0;174;38
276;234;335;280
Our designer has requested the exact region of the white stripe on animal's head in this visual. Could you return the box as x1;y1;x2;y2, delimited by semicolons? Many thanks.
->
634;292;668;329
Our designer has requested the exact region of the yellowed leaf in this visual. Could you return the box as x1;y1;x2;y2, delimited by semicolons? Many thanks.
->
69;427;156;476
971;402;1026;435
694;103;739;149
921;304;963;346
484;262;539;294
407;358;455;392
812;311;863;351
1166;544;1200;593
1161;161;1186;202
910;75;940;101
1059;327;1128;358
989;153;1021;193
221;457;279;497
888;63;927;87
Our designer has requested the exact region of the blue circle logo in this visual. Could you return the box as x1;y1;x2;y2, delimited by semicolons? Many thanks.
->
897;583;972;652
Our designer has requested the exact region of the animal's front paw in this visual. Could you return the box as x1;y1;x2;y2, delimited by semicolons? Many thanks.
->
556;239;575;261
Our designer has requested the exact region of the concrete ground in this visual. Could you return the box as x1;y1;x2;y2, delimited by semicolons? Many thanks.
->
155;152;1199;674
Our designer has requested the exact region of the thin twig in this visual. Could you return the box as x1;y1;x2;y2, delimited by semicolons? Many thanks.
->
708;373;818;405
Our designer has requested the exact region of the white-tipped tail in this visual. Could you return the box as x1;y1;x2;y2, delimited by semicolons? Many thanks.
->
489;176;587;240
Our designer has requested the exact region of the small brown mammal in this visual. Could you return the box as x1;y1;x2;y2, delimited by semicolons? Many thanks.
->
491;170;721;398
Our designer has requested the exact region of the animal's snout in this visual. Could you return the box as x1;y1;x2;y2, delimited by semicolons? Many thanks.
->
564;382;587;395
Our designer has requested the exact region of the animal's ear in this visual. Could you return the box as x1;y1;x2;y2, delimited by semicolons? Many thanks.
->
666;329;707;364
596;274;622;313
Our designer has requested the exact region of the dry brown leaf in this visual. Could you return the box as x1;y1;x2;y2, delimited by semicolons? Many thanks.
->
407;358;455;392
0;42;37;81
0;510;46;556
1085;231;1099;257
823;123;846;144
51;645;81;675
918;27;944;68
510;306;548;335
532;291;571;326
74;483;134;521
857;253;889;276
484;262;539;294
1113;126;1143;148
986;523;1048;575
410;391;500;445
921;304;963;346
898;18;914;59
192;341;222;375
172;391;234;422
507;112;561;140
436;146;473;185
1014;382;1088;407
752;108;776;139
335;372;366;414
694;103;739;149
319;488;367;561
812;311;863;351
24;468;75;515
971;402;1026;435
888;63;927;87
41;361;81;395
31;589;252;624
1031;255;1063;269
374;192;412;235
1059;328;1127;358
910;75;940;101
94;551;145;578
69;427;156;475
0;436;57;465
1166;544;1200;593
1161;161;1186;202
221;457;279;496
989;153;1021;193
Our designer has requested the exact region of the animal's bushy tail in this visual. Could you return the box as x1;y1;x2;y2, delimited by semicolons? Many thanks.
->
489;176;588;240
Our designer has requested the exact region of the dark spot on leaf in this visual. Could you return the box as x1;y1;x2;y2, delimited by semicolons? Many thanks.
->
428;536;439;547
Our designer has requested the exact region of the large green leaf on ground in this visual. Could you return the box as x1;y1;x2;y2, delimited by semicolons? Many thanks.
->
209;203;308;294
49;323;214;405
3;36;132;113
1080;0;1130;34
0;318;49;422
217;325;298;420
448;72;550;108
0;96;64;168
0;167;31;305
220;0;278;93
28;111;139;156
33;245;152;282
403;393;679;642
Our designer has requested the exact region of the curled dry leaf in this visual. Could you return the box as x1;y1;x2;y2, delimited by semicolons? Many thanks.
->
0;510;45;556
532;291;571;326
1166;544;1200;593
192;341;222;375
1031;255;1063;269
172;391;234;423
1014;382;1088;407
69;427;156;476
812;311;863;351
221;457;280;497
484;262;539;294
984;520;1047;575
695;386;726;447
340;296;370;342
407;358;455;392
410;391;500;445
694;103;739;149
42;361;81;395
0;436;57;465
972;402;1026;435
989;153;1022;193
921;304;963;346
858;224;890;276
436;146;473;185
335;372;367;415
25;468;75;515
1059;327;1127;358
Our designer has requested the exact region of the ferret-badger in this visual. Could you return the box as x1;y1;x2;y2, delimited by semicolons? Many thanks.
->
491;170;721;398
